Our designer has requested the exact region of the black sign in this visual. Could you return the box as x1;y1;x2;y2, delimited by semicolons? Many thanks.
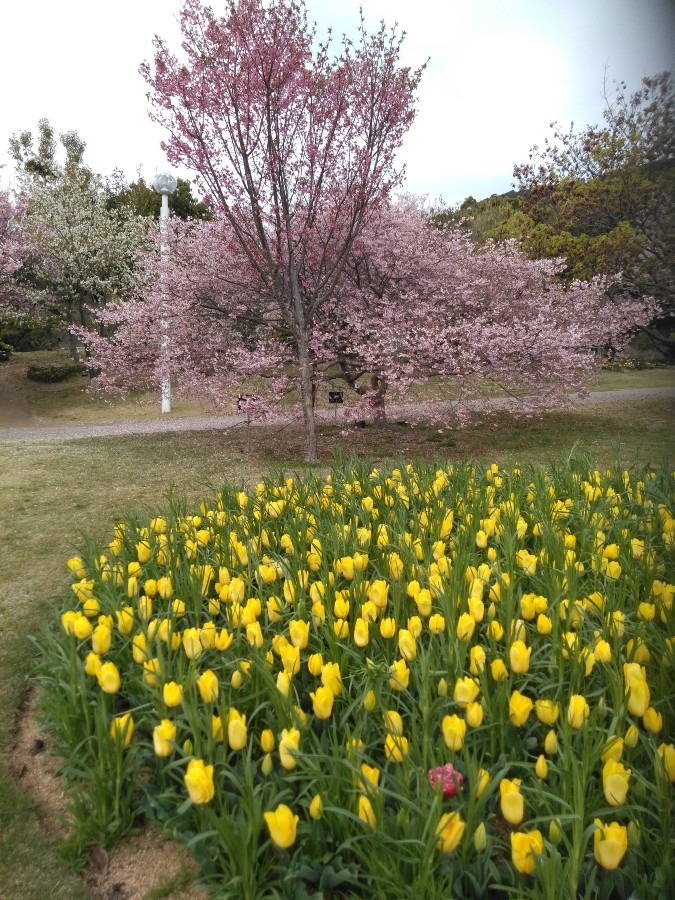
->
328;391;344;404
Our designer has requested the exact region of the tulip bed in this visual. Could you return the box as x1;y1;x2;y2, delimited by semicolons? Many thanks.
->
38;459;674;899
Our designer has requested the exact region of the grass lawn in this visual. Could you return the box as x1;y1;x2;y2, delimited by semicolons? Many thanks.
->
1;350;674;426
0;390;672;897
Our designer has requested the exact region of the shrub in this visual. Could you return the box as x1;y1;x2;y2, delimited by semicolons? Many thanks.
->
26;361;84;383
0;314;61;351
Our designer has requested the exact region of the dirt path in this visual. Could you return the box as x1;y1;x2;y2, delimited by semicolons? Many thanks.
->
0;387;673;444
0;378;34;427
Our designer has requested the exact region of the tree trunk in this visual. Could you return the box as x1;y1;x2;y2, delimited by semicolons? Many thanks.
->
297;334;318;463
368;373;387;422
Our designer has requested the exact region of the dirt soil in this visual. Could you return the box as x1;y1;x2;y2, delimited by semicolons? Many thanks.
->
12;695;204;900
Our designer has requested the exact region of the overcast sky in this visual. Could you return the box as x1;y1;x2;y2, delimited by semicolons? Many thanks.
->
1;0;673;205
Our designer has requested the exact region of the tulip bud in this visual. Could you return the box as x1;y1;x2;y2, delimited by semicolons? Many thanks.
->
473;822;487;852
261;752;273;776
544;729;558;755
627;821;641;847
549;819;563;844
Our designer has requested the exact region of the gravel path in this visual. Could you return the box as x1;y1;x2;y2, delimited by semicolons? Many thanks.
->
0;387;673;444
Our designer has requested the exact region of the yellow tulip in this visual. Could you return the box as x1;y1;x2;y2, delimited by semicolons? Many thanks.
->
143;657;161;687
427;613;445;634
398;629;417;661
465;701;483;728
593;819;628;870
358;794;376;828
453;676;480;709
509;691;533;727
601;736;624;764
509;640;531;674
84;651;102;677
535;699;559;726
490;659;508;681
657;743;675;781
227;708;247;750
415;589;433;617
643;707;663;734
289;619;310;650
74;615;93;640
336;556;355;580
153;719;177;757
363;689;376;711
442;714;466;751
468;646;486;676
310;686;334;719
384;732;409;763
353;617;370;647
436;811;465;853
535;755;548;779
259;728;275;753
475;768;490;798
379;617;396;638
388;658;410;692
544;729;559;755
97;661;121;694
602;759;630;806
383;710;404;735
90;624;111;655
184;759;215;804
115;606;134;635
388;552;404;580
110;713;134;747
279;728;300;770
182;628;202;660
500;778;524;825
264;803;299;849
156;576;173;600
456;613;476;641
567;694;590;729
359;763;380;791
511;829;543;875
197;669;219;703
309;794;323;820
321;661;343;696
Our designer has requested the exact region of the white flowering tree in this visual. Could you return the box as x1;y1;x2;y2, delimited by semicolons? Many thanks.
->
7;121;152;357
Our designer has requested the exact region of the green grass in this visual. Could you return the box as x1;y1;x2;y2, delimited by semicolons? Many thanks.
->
0;394;672;897
1;350;673;426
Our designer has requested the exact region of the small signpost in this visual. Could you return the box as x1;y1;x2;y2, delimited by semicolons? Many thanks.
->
237;394;259;453
328;390;344;420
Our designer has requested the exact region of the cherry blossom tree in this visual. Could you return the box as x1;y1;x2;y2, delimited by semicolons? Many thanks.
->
314;196;658;421
81;198;657;434
140;0;424;460
81;217;292;402
0;191;29;309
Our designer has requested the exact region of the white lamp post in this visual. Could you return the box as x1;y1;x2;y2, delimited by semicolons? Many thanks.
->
152;171;177;414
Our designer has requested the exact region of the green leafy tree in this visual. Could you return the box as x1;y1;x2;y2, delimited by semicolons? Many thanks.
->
430;192;519;244
104;171;212;220
511;72;674;357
